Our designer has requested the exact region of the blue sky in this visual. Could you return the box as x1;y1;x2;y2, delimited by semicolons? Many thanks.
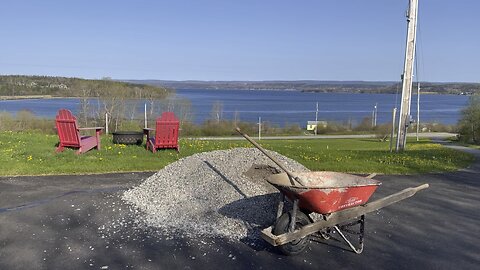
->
0;0;478;82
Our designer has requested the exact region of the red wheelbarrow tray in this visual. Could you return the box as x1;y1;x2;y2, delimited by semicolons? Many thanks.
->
267;171;381;214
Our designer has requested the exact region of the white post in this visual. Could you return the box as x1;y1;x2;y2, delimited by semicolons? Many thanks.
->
372;108;375;127
258;117;262;140
374;103;378;127
315;102;319;136
390;108;397;152
105;113;109;134
144;103;147;128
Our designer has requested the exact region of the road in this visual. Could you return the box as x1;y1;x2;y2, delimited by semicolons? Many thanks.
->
189;132;457;140
0;142;478;269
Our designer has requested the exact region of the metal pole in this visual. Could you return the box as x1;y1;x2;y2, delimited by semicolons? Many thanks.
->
416;82;420;141
144;103;147;128
396;0;419;152
390;108;397;152
258;117;261;140
374;103;378;127
315;102;319;136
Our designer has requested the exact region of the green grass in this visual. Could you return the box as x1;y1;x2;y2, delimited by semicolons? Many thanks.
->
0;131;474;176
260;139;473;174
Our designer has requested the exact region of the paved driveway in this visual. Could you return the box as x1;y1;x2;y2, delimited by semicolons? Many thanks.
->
0;146;479;269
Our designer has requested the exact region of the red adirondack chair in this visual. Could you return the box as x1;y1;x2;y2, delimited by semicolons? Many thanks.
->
55;109;103;154
144;112;180;153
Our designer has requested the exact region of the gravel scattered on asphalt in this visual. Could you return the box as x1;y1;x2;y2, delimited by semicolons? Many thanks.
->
122;148;309;241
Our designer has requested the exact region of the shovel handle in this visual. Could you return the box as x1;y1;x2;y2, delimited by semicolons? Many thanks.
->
235;127;304;186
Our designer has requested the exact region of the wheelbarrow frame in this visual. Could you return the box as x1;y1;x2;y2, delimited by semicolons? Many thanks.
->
261;184;429;254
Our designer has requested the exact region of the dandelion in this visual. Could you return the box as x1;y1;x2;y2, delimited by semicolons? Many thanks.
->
27;155;33;161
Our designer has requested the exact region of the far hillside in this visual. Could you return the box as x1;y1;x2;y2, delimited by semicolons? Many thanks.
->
127;80;480;95
0;75;172;99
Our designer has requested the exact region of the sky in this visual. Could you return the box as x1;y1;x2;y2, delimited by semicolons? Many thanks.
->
0;0;479;82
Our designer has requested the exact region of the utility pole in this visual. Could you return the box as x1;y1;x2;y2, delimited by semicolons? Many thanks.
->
396;0;419;152
315;102;319;135
416;82;420;141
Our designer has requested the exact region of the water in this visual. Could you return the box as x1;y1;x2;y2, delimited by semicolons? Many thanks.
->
172;89;468;126
0;89;469;126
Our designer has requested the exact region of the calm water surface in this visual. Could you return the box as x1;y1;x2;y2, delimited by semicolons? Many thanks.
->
0;89;469;126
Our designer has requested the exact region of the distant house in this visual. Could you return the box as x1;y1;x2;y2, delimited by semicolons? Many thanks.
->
306;121;327;131
48;83;68;89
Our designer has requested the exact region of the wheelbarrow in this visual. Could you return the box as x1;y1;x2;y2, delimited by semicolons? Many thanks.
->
235;128;429;255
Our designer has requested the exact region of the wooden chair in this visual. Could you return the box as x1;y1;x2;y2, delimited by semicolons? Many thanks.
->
55;109;103;154
144;112;180;153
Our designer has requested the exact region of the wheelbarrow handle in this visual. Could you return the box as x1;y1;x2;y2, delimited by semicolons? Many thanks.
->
413;183;429;191
235;127;305;186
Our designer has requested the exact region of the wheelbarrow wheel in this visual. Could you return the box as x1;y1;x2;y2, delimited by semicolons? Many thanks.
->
273;210;311;256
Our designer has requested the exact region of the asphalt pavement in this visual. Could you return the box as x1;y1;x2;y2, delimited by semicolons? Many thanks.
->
0;143;479;269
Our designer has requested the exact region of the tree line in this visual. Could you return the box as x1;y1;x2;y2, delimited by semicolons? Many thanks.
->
0;75;171;98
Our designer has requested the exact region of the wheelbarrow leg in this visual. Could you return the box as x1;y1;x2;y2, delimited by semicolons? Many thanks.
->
334;215;365;254
289;199;299;232
276;193;285;220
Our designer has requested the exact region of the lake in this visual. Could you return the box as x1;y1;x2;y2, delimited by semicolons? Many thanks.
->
0;89;469;126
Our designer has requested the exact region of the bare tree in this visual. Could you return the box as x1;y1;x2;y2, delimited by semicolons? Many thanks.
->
78;88;91;126
175;98;193;124
210;101;223;123
233;110;240;126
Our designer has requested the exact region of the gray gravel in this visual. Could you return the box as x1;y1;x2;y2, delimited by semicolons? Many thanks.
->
122;148;309;241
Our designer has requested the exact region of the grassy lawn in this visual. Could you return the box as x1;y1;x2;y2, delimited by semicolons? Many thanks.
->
0;131;474;176
261;139;473;174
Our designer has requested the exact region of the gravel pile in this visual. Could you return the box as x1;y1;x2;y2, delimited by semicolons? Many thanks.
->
122;147;309;241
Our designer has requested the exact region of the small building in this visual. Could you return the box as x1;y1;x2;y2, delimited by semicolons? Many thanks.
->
306;121;327;131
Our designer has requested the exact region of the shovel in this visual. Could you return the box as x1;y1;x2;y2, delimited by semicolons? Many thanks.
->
235;127;305;186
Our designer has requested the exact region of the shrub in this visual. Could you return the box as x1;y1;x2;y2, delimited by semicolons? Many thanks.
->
458;95;480;143
0;110;56;134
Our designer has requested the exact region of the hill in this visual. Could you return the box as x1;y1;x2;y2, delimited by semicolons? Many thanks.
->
2;76;478;97
126;80;480;95
0;75;171;99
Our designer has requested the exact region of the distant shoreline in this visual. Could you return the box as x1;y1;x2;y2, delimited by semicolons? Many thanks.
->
1;95;54;100
173;88;462;96
0;95;82;101
0;91;467;101
127;80;480;95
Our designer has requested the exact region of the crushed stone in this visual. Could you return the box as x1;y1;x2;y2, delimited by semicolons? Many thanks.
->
121;147;309;241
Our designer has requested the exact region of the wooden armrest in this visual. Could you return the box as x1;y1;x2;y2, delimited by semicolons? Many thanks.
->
78;127;104;130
